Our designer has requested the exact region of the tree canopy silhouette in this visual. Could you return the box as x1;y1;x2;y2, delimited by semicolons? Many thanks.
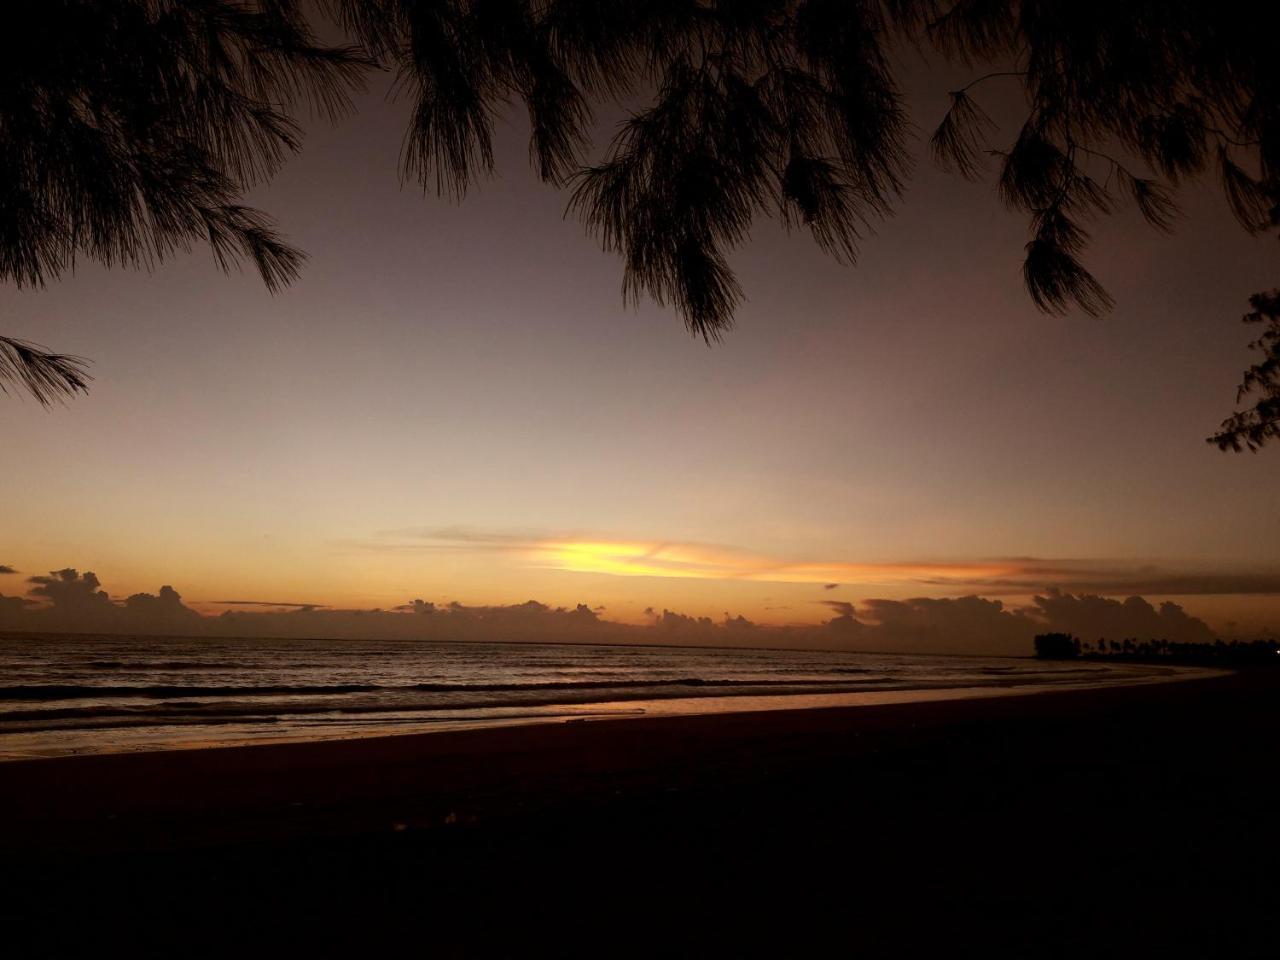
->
1209;291;1280;451
1;0;367;402
4;1;1278;446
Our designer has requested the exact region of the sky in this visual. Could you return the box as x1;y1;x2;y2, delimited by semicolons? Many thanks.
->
3;44;1280;645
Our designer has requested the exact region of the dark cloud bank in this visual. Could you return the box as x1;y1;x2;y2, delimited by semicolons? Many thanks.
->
0;568;1237;656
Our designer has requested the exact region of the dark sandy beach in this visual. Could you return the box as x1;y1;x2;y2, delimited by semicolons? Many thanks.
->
2;669;1276;957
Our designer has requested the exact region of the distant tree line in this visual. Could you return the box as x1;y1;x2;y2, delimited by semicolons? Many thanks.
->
1034;632;1280;666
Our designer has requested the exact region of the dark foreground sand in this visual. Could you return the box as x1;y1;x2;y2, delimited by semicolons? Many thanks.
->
2;670;1276;957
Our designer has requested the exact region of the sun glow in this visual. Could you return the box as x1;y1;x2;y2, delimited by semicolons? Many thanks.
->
532;539;1015;587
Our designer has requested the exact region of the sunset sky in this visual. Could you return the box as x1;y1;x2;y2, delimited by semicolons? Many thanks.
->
4;54;1280;638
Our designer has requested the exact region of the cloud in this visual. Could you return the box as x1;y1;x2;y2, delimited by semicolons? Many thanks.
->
204;596;620;644
1028;589;1213;645
369;526;570;552
208;599;329;609
930;560;1280;597
368;528;1022;587
812;590;1217;655
844;596;1034;655
26;569;117;620
0;594;33;616
654;609;715;631
362;530;1280;598
0;564;1229;655
3;570;201;633
0;565;17;575
393;599;437;614
123;585;204;627
822;600;857;619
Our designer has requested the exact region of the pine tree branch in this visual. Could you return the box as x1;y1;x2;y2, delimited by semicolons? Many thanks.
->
0;336;92;406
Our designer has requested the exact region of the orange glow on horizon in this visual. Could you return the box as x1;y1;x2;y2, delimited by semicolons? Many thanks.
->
531;538;1016;587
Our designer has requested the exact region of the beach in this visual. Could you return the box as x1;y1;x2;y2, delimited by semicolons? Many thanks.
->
2;667;1275;956
6;4;1278;957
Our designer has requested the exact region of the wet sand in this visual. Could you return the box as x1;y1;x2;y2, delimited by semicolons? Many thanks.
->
2;669;1276;956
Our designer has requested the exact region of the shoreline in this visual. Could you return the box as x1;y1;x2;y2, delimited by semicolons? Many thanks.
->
0;626;1085;658
0;660;1217;762
0;665;1237;854
0;660;1213;762
3;666;1276;955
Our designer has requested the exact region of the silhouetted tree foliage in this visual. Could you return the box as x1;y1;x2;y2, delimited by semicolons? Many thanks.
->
1;0;368;403
343;3;1278;364
5;1;1280;437
1033;632;1080;659
0;336;91;405
1209;291;1280;451
330;0;912;341
1075;635;1280;666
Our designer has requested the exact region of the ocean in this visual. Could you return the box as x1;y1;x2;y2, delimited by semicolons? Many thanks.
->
0;633;1179;758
